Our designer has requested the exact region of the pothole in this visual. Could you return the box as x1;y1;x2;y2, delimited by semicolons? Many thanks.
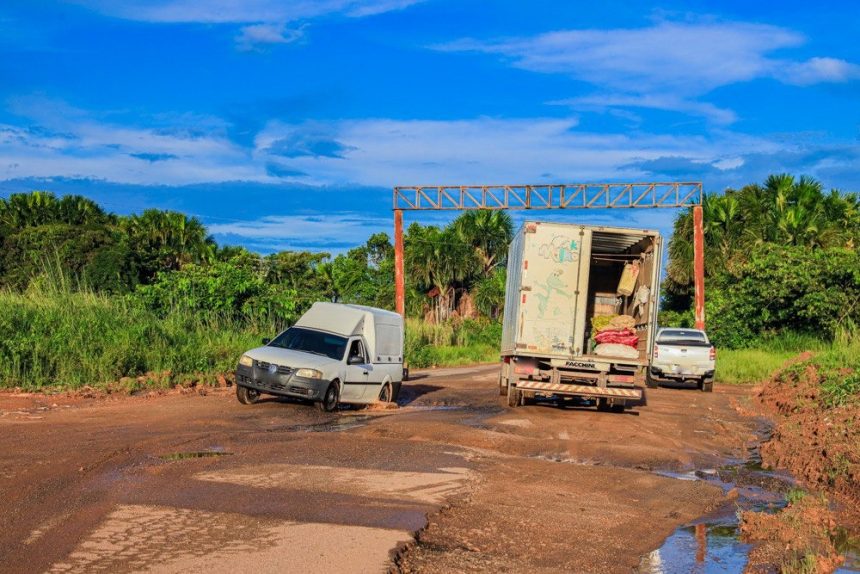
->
160;451;233;461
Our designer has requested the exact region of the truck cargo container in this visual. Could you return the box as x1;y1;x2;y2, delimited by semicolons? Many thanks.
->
499;221;662;411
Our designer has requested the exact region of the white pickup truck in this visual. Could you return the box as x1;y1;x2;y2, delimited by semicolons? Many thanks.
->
647;328;716;392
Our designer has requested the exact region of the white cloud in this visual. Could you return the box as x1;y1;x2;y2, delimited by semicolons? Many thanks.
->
779;57;860;85
0;97;264;185
74;0;422;23
73;0;422;49
208;212;389;247
438;19;859;123
3;98;857;193
254;117;782;187
550;94;738;125
235;23;306;50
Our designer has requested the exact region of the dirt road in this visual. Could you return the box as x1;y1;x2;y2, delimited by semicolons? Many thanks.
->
0;366;760;573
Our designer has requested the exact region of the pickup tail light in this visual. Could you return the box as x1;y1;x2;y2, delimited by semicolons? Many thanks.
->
709;346;716;361
653;345;659;359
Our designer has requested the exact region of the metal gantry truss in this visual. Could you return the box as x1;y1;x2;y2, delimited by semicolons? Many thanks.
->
392;180;705;328
393;182;702;211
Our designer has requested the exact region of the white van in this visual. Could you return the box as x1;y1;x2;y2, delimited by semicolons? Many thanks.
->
235;302;404;411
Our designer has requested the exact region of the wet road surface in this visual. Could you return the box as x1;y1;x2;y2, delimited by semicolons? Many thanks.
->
0;366;763;573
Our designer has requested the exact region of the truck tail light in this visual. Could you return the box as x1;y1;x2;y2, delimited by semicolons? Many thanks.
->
653;345;659;359
709;346;716;361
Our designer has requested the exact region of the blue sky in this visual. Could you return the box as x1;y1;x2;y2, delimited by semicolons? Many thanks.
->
1;0;858;253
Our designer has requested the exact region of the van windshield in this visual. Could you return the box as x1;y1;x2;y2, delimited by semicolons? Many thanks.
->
268;327;348;361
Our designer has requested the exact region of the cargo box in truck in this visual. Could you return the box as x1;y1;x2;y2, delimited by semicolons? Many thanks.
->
499;221;662;411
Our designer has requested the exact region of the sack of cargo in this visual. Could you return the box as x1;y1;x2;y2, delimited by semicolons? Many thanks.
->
594;328;639;347
616;262;639;295
592;315;615;333
608;314;636;330
594;343;639;359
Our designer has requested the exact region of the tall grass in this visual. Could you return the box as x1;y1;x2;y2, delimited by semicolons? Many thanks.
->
0;282;266;390
716;330;853;385
404;318;500;368
0;272;504;389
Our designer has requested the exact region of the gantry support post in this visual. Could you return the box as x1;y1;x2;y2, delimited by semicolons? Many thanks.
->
693;205;706;330
394;209;405;317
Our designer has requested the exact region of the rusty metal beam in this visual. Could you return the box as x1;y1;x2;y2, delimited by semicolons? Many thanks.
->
393;182;702;211
394;209;405;317
693;205;706;330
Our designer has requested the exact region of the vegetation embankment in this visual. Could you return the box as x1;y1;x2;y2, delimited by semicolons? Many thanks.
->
714;332;828;385
737;331;860;573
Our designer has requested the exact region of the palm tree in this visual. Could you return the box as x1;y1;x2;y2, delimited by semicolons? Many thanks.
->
122;210;214;277
0;191;108;229
453;210;514;276
406;223;476;322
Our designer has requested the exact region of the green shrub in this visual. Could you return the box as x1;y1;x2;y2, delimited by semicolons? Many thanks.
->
707;246;860;348
0;283;266;390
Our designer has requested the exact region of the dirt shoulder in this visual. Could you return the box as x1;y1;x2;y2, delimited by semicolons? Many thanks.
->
0;367;760;573
739;358;860;573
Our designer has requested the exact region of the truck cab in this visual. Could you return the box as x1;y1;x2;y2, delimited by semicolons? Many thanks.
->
235;303;403;411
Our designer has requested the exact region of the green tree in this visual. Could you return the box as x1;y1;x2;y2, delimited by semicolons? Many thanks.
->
122;210;215;282
453;210;514;275
664;174;860;312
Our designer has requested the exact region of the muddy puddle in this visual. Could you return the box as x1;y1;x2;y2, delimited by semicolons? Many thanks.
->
640;458;860;573
160;450;233;461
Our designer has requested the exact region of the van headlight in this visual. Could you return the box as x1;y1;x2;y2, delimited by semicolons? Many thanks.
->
295;368;322;379
238;355;253;367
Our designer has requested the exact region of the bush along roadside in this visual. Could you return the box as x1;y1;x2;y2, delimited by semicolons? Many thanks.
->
739;336;860;573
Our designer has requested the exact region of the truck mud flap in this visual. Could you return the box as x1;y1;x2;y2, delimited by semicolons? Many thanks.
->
515;381;642;400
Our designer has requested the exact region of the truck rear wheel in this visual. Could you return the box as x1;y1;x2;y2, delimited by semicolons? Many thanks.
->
506;383;521;408
499;372;507;396
701;380;714;393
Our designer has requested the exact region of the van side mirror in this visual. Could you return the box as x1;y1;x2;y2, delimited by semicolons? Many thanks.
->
262;338;271;345
348;355;363;365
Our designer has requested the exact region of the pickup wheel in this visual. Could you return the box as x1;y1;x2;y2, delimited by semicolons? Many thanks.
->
506;383;521;408
645;373;659;389
317;381;340;412
236;385;260;405
701;381;714;393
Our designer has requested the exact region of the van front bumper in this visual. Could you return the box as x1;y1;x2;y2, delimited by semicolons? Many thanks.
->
235;364;329;399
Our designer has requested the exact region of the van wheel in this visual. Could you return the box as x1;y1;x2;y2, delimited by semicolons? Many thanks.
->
317;382;340;412
236;385;260;405
506;383;521;408
378;383;392;403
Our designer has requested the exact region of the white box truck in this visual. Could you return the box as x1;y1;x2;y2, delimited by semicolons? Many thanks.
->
499;221;662;411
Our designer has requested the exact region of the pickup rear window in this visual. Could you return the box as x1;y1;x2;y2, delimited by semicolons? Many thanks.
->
657;330;710;347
